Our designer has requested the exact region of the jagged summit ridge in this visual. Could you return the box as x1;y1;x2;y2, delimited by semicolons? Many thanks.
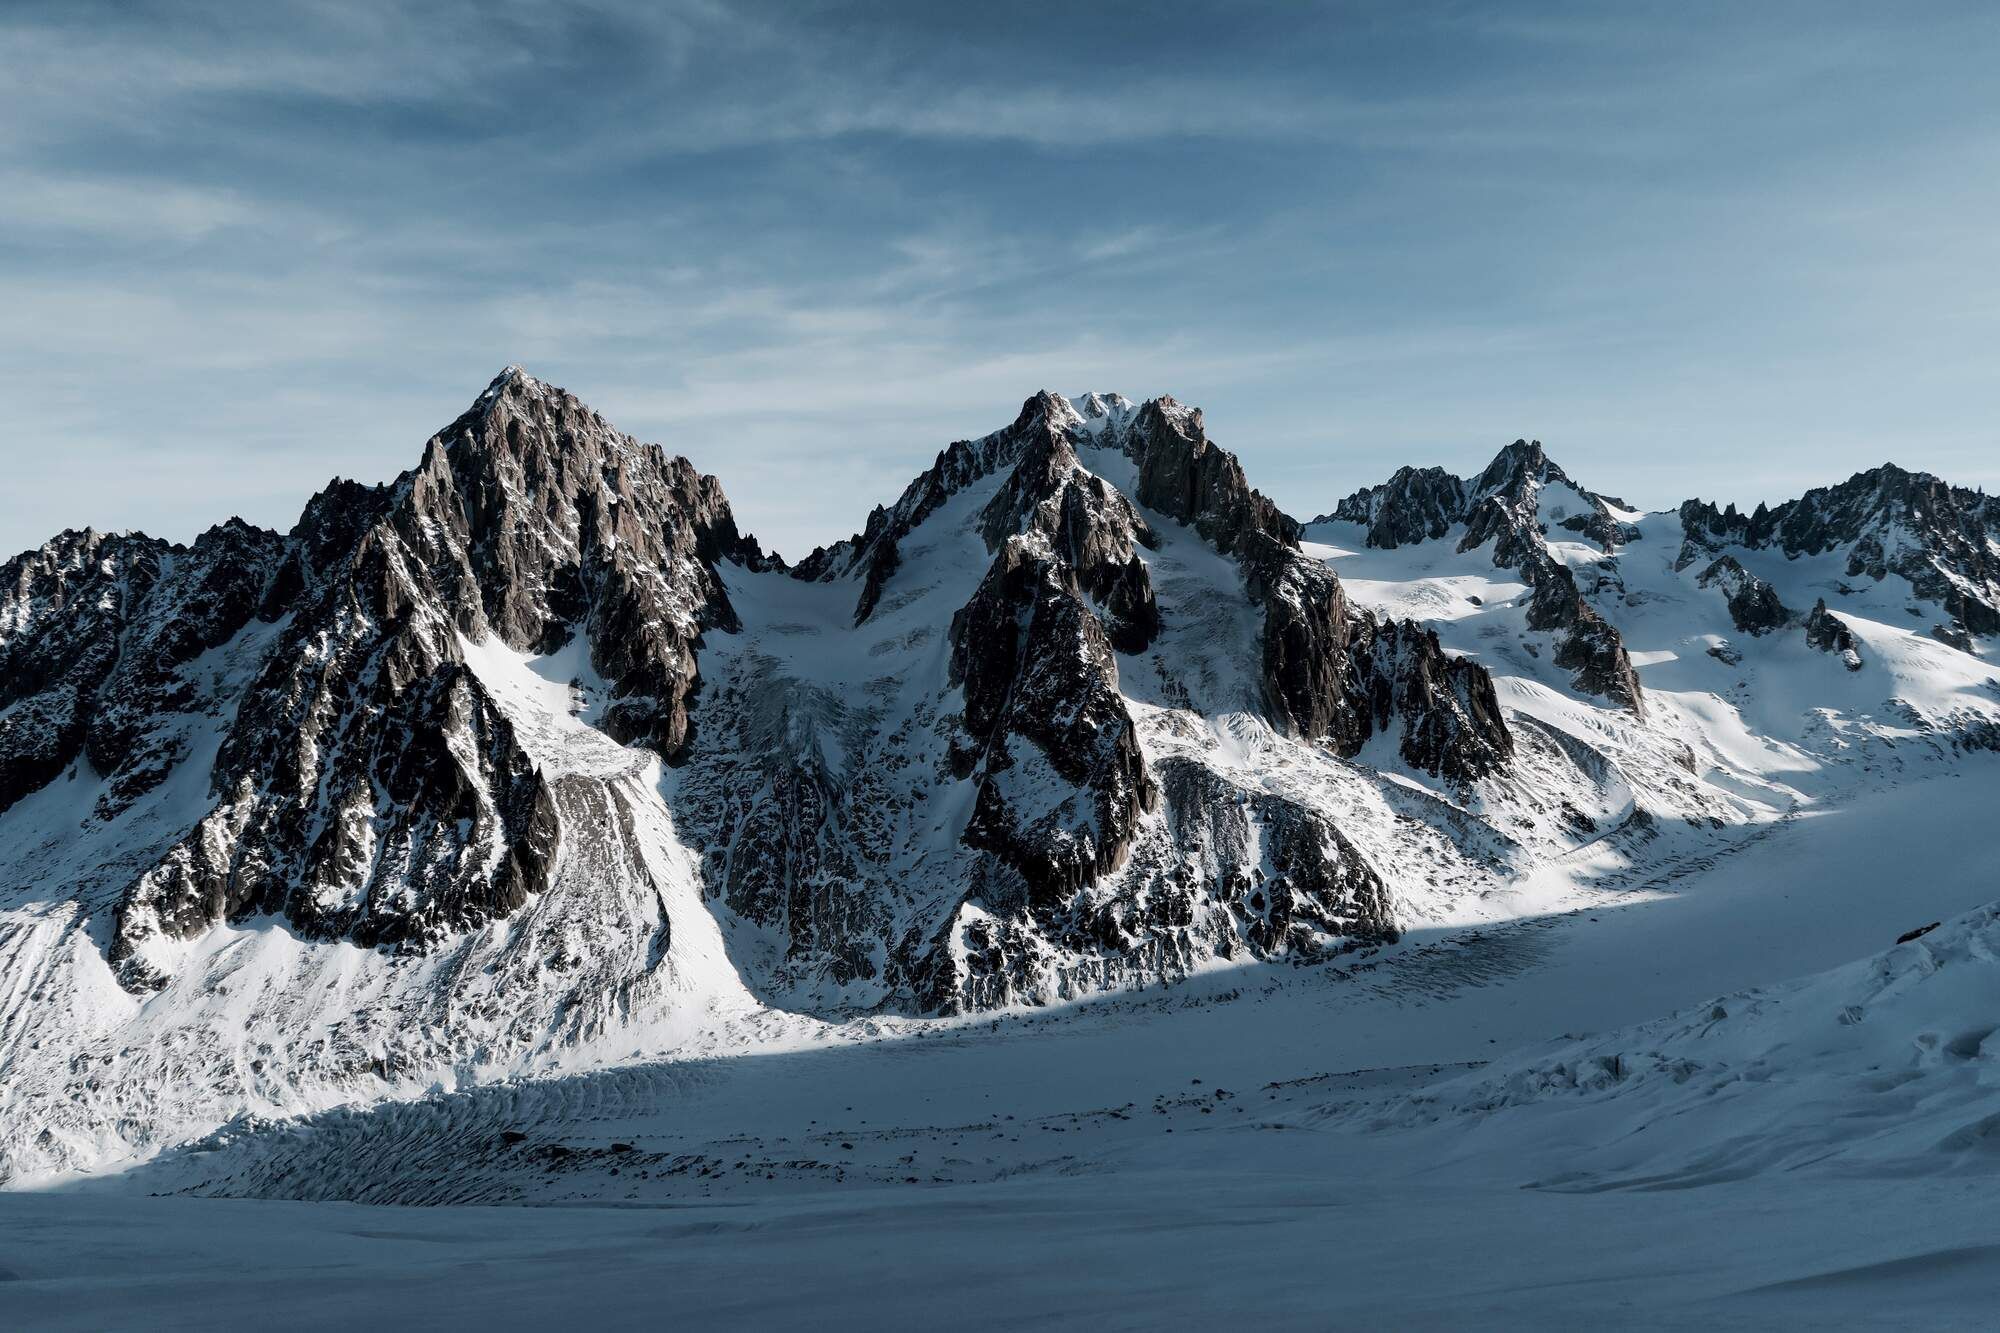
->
1320;438;1625;554
0;520;286;821
109;368;758;986
696;383;1515;1011
4;371;1514;1016
1316;439;1645;712
7;368;2000;1184
1677;462;2000;641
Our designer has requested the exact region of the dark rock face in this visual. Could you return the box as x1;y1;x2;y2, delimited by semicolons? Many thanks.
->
1680;465;2000;640
1345;615;1515;784
1696;556;1791;636
117;664;561;974
1673;497;1765;571
0;530;162;817
1932;622;1974;653
91;520;290;816
927;392;1512;1002
1455;444;1646;713
420;371;758;755
1316;439;1645;713
938;756;1398;1014
807;385;1514;794
105;368;755;988
1118;397;1300;554
1236;533;1358;748
1152;757;1397;958
1804;598;1864;670
949;535;1156;905
0;521;287;821
978;414;1162;654
1521;555;1645;713
0;684;87;819
679;394;1176;1006
1458;440;1626;558
1326;466;1467;549
1088;406;1514;778
1237;534;1513;782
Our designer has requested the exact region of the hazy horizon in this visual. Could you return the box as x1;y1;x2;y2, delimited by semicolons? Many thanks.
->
5;0;1997;560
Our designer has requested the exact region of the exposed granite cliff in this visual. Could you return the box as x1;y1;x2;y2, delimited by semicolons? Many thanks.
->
1696;555;1792;636
1678;465;2000;642
1317;440;1645;713
109;369;756;987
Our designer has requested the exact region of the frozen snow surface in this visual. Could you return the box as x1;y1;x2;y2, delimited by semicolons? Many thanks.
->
3;382;1999;1327
5;780;1997;1328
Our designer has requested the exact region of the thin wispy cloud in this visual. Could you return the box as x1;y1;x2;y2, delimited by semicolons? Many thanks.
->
2;1;1997;560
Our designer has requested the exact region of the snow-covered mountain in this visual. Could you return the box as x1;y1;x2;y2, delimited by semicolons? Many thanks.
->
3;368;1998;1183
1308;438;2000;767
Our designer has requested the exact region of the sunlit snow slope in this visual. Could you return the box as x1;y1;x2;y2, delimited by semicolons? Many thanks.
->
3;376;1997;1192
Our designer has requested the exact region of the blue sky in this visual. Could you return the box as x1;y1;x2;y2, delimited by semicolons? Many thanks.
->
4;1;1997;560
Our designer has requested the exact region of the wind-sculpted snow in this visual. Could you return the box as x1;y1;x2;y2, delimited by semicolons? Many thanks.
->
57;767;1997;1333
1364;899;2000;1189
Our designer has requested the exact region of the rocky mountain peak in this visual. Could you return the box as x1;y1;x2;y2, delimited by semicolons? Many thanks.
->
1314;442;1644;713
1110;395;1299;555
1320;465;1468;548
702;384;1521;1010
0;518;295;822
795;387;1094;622
103;370;762;987
1071;391;1138;428
1320;438;1619;554
798;387;1293;626
11;368;2000;1190
1017;388;1088;435
1677;460;2000;639
484;362;538;394
1470;438;1565;499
